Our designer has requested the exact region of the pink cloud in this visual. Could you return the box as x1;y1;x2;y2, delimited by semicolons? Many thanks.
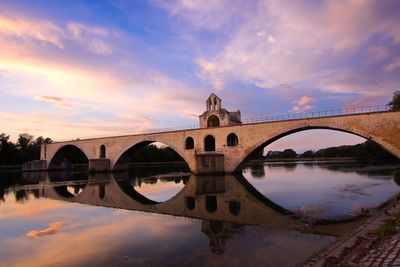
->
26;221;68;237
0;195;67;220
35;96;73;108
155;0;253;31
0;14;203;141
0;15;64;48
385;58;400;72
290;105;313;113
0;14;113;55
292;96;314;106
66;22;113;55
192;0;400;100
290;96;314;112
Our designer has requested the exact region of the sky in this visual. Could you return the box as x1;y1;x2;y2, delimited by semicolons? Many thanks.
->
1;0;399;151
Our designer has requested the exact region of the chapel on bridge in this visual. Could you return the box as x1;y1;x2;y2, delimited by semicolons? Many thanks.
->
199;93;242;128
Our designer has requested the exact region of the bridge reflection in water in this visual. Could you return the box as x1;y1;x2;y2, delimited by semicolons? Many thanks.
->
19;171;304;254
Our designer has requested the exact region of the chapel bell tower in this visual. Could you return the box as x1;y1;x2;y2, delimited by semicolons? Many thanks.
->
199;93;242;128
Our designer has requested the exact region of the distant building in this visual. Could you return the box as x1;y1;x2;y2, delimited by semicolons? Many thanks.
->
199;93;242;128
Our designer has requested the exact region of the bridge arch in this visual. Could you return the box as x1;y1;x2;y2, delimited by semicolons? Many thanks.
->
115;179;159;205
48;144;89;170
233;125;397;172
112;140;190;171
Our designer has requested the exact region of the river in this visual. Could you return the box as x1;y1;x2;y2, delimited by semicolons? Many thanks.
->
0;160;399;266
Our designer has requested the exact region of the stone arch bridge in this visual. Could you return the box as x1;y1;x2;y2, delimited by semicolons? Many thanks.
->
34;109;400;174
27;172;293;226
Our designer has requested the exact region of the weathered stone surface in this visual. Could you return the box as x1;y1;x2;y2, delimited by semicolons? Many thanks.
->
22;160;47;171
37;173;295;226
89;158;110;172
41;110;400;174
195;153;225;174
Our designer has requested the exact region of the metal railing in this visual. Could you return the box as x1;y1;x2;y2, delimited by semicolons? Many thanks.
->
55;105;391;142
240;105;390;124
55;124;200;142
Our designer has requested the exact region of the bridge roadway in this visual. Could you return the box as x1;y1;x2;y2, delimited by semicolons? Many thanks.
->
38;110;400;174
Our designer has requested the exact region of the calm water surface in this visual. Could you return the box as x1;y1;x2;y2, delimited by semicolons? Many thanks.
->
244;161;400;220
0;161;399;267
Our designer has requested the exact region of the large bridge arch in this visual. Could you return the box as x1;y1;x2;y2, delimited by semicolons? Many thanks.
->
112;139;191;171
48;144;90;170
232;123;400;173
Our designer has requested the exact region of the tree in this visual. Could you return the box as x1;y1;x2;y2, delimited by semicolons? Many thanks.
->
0;133;53;165
265;149;298;159
0;133;18;165
17;134;34;163
282;149;298;158
17;134;34;151
300;150;315;158
388;90;400;111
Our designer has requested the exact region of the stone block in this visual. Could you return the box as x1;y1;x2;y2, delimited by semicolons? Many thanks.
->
195;153;225;174
89;158;110;172
22;160;47;171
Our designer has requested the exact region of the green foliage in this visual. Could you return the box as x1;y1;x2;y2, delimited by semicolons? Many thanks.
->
388;90;400;111
300;150;314;158
266;149;298;159
312;140;395;160
129;144;184;163
265;140;396;160
377;219;397;237
0;133;53;165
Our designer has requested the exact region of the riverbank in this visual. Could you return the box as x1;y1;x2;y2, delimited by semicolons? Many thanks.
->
259;157;400;163
263;157;358;162
304;192;400;266
0;165;21;171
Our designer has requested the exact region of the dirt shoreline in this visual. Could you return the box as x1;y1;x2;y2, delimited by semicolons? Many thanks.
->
303;192;400;266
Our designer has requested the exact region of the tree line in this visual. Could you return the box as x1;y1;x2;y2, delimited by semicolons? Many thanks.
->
265;140;397;160
129;144;184;162
0;133;52;165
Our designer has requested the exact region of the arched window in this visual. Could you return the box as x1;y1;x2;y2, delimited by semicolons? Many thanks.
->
99;184;105;199
227;133;238;147
186;196;195;210
229;201;241;216
204;135;216;151
100;145;106;158
185;137;194;150
207;115;220;127
206;195;217;213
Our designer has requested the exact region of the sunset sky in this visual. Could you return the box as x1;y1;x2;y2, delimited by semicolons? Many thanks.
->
1;0;399;151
